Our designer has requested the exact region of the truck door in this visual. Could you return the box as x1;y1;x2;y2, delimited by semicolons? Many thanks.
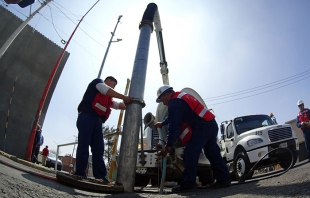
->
224;123;235;161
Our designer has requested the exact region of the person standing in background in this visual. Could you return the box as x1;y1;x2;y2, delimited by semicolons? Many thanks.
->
42;145;49;166
270;113;278;125
296;100;310;163
31;124;44;163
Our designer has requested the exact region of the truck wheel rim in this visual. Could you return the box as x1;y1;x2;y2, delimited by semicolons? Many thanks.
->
236;158;246;177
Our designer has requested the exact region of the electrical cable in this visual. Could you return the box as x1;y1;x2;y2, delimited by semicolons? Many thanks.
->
47;4;66;44
36;12;102;61
49;2;106;48
204;70;310;101
238;147;294;184
52;0;108;38
206;75;310;106
0;3;28;18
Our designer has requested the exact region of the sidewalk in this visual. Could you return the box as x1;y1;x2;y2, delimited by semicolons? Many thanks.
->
0;150;57;179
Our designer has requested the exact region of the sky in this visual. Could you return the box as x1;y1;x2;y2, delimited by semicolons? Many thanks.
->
2;0;310;156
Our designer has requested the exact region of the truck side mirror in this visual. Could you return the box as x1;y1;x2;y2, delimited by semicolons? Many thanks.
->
220;124;225;134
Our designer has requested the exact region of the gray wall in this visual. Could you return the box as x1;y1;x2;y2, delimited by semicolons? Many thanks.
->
0;6;70;159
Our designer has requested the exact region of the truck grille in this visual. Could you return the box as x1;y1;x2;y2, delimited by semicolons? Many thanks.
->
268;127;292;142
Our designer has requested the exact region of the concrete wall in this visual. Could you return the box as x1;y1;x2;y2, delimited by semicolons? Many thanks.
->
0;6;69;159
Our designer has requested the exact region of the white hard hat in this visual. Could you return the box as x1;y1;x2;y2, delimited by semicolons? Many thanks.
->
156;85;173;103
297;100;304;106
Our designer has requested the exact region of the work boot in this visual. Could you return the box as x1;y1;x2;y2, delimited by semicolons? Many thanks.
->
94;179;111;185
206;181;231;189
171;185;196;193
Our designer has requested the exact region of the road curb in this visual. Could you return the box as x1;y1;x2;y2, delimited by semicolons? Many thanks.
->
0;150;54;174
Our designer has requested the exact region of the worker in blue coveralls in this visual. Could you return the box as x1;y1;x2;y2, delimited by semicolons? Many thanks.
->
31;124;44;163
154;85;231;193
75;76;132;183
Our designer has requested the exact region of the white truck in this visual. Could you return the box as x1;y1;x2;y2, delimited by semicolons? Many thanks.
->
219;114;299;181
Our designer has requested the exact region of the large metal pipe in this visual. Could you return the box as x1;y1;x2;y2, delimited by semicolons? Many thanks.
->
116;3;158;192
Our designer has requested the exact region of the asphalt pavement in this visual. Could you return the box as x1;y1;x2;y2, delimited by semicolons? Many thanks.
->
1;150;310;198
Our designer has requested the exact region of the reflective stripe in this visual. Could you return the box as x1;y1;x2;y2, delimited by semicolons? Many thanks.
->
95;103;107;112
177;92;186;99
180;127;190;139
171;91;215;121
199;108;207;118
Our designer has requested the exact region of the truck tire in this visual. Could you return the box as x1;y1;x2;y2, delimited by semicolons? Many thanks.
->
135;174;150;187
279;150;297;169
234;151;253;181
198;169;214;185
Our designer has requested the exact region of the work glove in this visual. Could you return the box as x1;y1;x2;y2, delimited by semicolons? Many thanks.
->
158;145;171;157
156;143;163;150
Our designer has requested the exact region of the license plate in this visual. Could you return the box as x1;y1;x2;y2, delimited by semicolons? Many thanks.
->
279;142;288;148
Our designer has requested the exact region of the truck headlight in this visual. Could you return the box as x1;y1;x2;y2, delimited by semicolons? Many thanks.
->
247;138;263;147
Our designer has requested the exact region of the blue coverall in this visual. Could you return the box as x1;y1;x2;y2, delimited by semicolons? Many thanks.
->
162;99;231;189
75;79;108;180
296;109;310;161
76;112;107;179
32;130;43;163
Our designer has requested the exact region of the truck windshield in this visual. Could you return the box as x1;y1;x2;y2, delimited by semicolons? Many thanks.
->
233;115;274;135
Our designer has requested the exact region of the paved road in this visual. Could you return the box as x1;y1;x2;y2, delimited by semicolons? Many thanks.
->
0;152;309;198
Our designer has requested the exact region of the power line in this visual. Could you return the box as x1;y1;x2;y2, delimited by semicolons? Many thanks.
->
52;0;108;38
52;0;80;18
206;74;310;106
204;69;310;101
36;12;102;61
0;2;28;18
49;2;106;48
47;4;65;43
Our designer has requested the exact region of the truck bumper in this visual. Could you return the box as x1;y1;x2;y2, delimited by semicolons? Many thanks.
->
247;139;297;163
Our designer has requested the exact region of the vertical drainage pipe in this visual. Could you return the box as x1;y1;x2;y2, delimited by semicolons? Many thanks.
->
116;3;158;192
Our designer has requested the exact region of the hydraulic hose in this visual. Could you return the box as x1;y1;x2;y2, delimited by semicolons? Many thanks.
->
238;147;294;183
156;128;167;194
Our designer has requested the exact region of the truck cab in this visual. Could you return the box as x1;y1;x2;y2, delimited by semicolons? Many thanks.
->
220;114;299;181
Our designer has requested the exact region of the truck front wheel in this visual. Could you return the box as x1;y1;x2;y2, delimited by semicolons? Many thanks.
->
279;150;297;169
135;174;150;187
234;151;253;181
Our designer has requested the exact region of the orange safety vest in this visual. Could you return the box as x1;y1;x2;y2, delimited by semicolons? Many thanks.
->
171;92;215;145
298;108;310;130
91;93;113;121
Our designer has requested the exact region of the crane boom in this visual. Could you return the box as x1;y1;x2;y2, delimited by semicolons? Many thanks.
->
153;11;169;85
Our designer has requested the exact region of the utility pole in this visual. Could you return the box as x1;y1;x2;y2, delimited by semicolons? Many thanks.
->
97;15;123;78
0;0;52;60
70;136;78;165
70;136;77;173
